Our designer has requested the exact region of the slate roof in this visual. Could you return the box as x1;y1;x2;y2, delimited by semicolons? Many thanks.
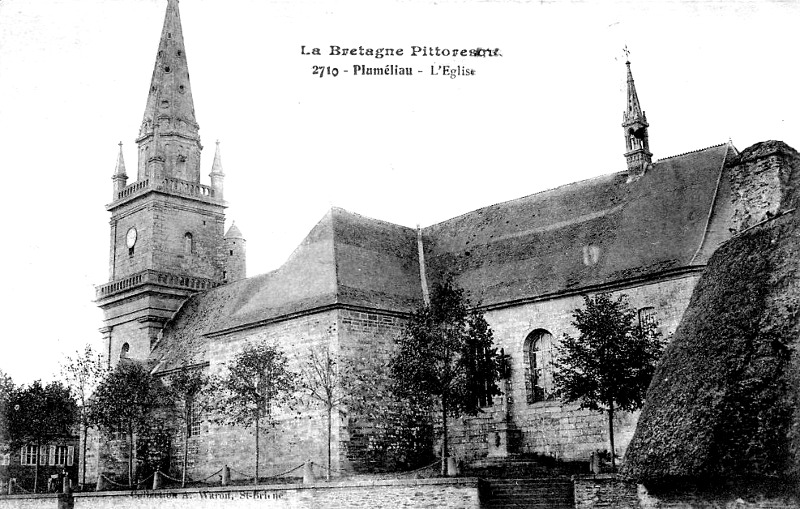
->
151;208;421;372
225;222;244;239
422;143;735;307
152;143;735;372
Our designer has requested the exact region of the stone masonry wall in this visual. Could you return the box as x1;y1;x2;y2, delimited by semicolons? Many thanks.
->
197;310;340;482
150;196;225;281
104;320;146;367
223;237;246;282
729;141;800;233
448;274;700;464
110;203;154;280
0;478;482;509
574;476;800;509
337;308;407;471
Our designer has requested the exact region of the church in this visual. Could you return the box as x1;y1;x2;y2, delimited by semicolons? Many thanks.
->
92;0;798;480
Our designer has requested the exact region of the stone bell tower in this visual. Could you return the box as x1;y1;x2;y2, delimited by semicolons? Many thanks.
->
96;0;226;368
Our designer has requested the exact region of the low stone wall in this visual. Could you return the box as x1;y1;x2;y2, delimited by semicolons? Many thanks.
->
0;494;65;509
574;474;639;508
0;478;483;509
574;475;800;509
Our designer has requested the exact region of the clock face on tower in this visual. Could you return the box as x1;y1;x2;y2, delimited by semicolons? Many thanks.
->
126;227;138;248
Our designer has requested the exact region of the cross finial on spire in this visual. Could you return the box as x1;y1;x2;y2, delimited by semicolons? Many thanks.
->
114;142;126;176
112;140;128;197
623;45;630;62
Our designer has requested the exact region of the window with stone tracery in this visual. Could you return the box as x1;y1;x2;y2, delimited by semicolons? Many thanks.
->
524;329;555;404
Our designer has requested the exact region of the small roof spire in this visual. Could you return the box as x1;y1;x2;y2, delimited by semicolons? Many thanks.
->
114;141;127;176
624;59;646;124
211;139;224;175
225;221;244;239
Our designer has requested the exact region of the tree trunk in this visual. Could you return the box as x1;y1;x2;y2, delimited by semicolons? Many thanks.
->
81;422;88;487
34;440;40;493
182;411;189;488
128;423;134;488
254;414;259;486
608;404;616;473
441;394;448;476
326;404;332;480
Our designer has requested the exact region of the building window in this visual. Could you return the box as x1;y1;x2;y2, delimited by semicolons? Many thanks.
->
120;343;130;359
638;307;657;330
184;232;194;253
53;446;68;466
524;329;555;404
20;445;37;466
472;345;494;408
0;453;9;465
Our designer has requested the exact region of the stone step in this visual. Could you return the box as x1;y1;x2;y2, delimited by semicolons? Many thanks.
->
485;478;574;509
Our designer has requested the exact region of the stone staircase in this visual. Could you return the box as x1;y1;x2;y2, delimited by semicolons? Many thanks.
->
484;478;575;509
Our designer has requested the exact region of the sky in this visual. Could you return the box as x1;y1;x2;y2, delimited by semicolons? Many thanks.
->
0;0;798;385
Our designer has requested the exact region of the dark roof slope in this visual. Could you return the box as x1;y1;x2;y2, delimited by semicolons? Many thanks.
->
422;144;734;306
151;208;421;372
332;208;422;312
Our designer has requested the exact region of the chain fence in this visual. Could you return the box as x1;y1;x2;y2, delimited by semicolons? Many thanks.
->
3;457;448;495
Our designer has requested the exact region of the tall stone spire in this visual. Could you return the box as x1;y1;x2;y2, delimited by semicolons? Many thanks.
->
136;0;202;184
210;140;224;197
622;60;652;180
112;141;128;198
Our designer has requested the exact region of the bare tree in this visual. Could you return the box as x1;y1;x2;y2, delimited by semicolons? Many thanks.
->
299;345;348;479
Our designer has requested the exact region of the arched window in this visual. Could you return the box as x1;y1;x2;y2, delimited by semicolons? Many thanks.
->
120;343;130;359
184;232;193;253
523;329;555;404
638;307;657;330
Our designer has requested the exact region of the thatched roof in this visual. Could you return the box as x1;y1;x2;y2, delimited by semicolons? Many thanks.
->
623;205;800;481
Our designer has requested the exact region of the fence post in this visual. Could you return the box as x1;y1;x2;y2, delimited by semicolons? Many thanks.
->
7;478;14;495
446;457;458;477
152;471;161;490
303;461;315;484
95;474;106;492
221;465;230;486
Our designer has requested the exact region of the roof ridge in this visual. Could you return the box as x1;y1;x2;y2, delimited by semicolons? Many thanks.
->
655;142;726;162
423;171;623;230
331;208;342;306
330;206;416;232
